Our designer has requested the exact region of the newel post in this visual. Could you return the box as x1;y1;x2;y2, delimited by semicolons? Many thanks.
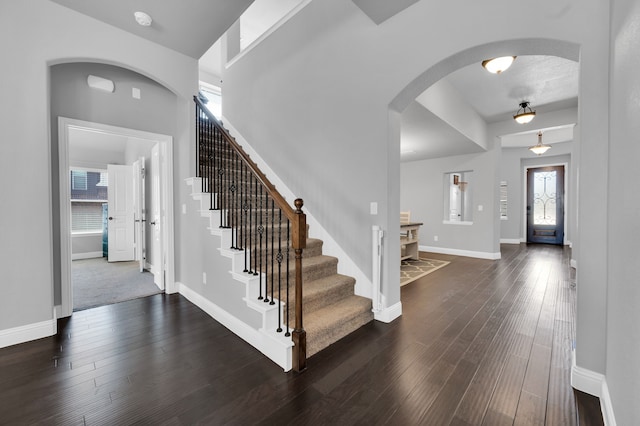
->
292;198;307;372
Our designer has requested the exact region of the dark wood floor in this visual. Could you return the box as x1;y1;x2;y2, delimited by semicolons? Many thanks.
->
0;244;603;425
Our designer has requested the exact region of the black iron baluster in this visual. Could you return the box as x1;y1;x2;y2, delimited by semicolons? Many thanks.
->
258;184;264;301
242;162;249;271
277;208;283;332
285;219;290;337
253;177;259;276
264;193;270;304
270;198;275;306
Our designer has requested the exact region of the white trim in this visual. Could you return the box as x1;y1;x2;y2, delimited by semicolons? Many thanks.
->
442;220;473;226
58;118;175;316
220;118;373;299
374;301;402;323
571;350;616;425
177;282;293;371
420;245;501;260
600;380;617;426
0;317;57;349
570;258;577;269
500;238;521;244
72;251;103;260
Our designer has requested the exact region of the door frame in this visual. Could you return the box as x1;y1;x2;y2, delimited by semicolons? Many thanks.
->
522;161;568;245
57;117;175;318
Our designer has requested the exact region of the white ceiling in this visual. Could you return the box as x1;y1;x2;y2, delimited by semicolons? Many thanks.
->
50;0;254;58
401;55;579;162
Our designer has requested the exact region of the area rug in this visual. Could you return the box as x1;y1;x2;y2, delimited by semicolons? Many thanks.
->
401;257;450;286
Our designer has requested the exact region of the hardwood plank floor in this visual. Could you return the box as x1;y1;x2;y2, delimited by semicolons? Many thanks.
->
0;244;604;425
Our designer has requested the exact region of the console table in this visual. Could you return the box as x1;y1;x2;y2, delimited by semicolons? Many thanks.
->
401;222;422;261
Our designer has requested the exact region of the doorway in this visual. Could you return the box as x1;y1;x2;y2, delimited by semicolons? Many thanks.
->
526;165;565;245
58;117;175;317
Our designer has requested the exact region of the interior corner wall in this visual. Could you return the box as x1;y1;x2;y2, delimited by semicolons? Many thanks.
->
0;0;196;333
606;0;640;423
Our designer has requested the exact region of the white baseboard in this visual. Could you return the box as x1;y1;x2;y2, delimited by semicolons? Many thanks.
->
374;301;402;323
0;316;57;349
600;380;617;426
571;350;616;425
71;251;103;260
500;238;521;244
177;282;292;371
420;245;501;260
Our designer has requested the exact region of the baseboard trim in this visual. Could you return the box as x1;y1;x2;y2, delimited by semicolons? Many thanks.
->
571;350;616;425
71;251;103;260
500;238;521;244
177;282;292;371
420;245;501;260
374;301;402;323
0;316;57;349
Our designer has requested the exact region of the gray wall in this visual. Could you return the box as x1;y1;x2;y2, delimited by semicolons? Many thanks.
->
607;0;640;423
400;147;500;257
0;0;196;331
50;62;178;305
221;0;608;317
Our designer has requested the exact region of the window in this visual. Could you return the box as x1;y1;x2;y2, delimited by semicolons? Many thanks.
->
199;84;222;119
500;181;508;220
71;170;87;190
70;169;108;233
443;171;473;223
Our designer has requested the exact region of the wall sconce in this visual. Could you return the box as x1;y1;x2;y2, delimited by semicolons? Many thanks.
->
513;101;536;124
87;75;115;93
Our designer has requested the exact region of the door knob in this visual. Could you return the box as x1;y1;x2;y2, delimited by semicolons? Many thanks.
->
108;217;113;220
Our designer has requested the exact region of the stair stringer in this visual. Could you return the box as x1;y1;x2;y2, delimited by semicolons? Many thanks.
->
184;177;294;371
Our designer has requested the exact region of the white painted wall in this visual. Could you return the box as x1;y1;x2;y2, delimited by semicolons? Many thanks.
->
0;0;196;334
606;0;640;423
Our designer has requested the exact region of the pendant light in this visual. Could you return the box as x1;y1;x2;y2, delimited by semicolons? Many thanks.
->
481;56;516;74
513;101;536;124
529;131;551;155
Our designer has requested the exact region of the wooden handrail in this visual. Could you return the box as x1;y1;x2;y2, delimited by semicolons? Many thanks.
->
194;96;307;371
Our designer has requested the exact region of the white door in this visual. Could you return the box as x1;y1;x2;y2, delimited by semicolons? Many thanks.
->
107;164;135;262
150;144;163;287
133;157;146;272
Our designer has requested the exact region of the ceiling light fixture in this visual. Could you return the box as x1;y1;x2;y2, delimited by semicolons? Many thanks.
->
481;56;516;74
134;11;153;27
529;131;551;155
513;101;536;124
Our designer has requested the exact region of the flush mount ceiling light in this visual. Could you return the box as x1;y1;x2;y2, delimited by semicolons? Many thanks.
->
134;11;153;27
513;101;536;124
481;56;516;74
529;131;551;155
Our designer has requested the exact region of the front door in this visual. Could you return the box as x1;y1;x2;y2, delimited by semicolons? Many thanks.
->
526;165;564;245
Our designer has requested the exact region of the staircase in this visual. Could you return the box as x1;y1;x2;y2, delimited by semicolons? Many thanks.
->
187;97;372;371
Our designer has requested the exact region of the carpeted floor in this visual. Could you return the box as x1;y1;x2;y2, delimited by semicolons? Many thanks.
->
401;257;450;286
72;257;161;311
